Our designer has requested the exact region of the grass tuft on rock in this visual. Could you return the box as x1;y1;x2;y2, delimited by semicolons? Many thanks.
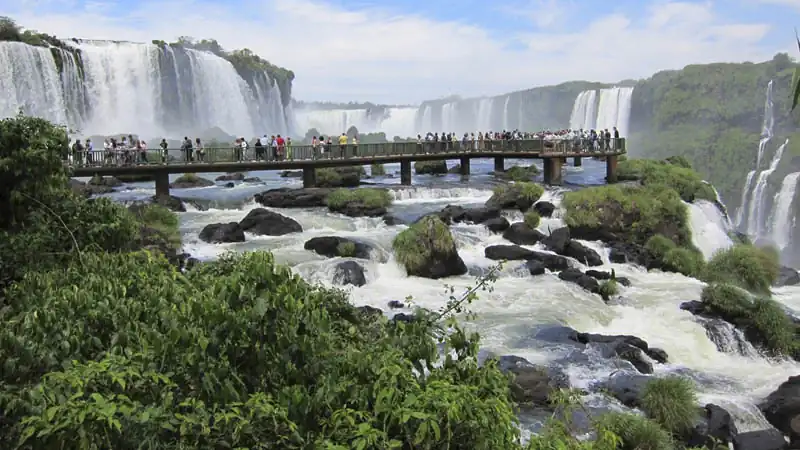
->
174;173;201;184
502;165;540;182
640;376;698;435
370;163;386;176
336;241;356;257
127;203;181;251
326;188;391;210
523;211;541;229
598;413;675;450
662;247;705;277
616;159;716;202
599;280;619;298
392;216;454;274
316;166;365;187
704;244;779;294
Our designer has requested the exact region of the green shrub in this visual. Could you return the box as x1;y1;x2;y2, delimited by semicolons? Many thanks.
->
701;283;796;356
326;188;391;210
414;160;448;174
503;165;540;181
704;244;779;294
393;216;454;274
316;166;365;187
664;155;692;169
598;413;675;450
640;377;697;435
370;163;386;176
662;247;705;277
523;211;541;229
616;159;716;202
488;182;545;210
599;280;620;298
128;203;181;251
336;241;356;257
174;173;201;184
645;234;677;259
563;184;690;246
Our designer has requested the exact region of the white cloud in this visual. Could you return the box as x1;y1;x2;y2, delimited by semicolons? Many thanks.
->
1;0;787;104
752;0;800;10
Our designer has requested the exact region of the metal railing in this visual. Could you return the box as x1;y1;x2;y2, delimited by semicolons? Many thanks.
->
64;138;626;168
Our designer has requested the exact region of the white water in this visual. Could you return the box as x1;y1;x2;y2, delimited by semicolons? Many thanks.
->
501;96;511;131
595;87;634;136
477;98;494;131
687;200;733;259
569;90;598;131
441;102;456;132
771;171;800;250
736;81;775;229
746;138;788;238
0;42;71;126
168;182;800;434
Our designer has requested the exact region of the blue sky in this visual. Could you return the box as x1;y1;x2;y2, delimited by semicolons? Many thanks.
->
2;0;798;103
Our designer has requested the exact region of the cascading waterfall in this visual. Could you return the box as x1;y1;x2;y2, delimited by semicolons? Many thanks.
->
419;105;433;132
735;81;775;229
595;87;634;136
441;103;456;132
568;90;597;130
501;96;511;130
476;98;494;131
295;106;419;138
688;200;734;259
745;138;788;238
0;42;72;126
770;171;800;250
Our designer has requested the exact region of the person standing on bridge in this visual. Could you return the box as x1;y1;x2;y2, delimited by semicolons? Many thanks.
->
195;138;205;162
138;140;148;164
338;133;347;158
286;137;293;160
311;136;319;159
277;135;285;160
159;139;168;164
181;137;193;163
351;134;358;156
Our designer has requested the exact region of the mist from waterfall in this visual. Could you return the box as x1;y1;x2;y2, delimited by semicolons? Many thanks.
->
295;106;419;138
567;87;634;136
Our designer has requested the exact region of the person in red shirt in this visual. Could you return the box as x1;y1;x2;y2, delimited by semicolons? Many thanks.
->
276;135;285;161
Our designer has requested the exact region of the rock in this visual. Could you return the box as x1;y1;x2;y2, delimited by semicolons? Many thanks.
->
484;217;510;233
574;331;669;374
151;195;186;212
255;187;332;208
280;170;302;178
543;227;571;253
382;214;405;226
647;348;669;364
317;167;365;187
170;175;215;189
88;175;122;187
394;216;467;279
686;404;739;448
760;375;800;442
391;313;418;324
614;343;654;374
238;208;302;236
525;260;547;275
243;177;262;183
199;223;245;243
680;300;707;315
415;160;448;175
329;202;387;218
216;172;245;181
387;300;405;309
223;182;235;188
497;355;570;405
486;183;543;211
732;429;788;450
533;201;556;217
332;261;367;287
608;241;653;268
485;245;535;261
601;373;651;407
563;241;603;266
304;236;373;259
355;305;384;322
438;205;501;224
447;164;462;174
558;268;600;295
70;178;114;196
775;266;800;287
503;222;546;245
616;277;632;287
585;269;612;280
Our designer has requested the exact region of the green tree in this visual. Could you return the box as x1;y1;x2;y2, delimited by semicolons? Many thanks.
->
792;29;800;110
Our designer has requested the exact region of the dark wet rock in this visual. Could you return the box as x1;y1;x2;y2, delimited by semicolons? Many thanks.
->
391;313;418;324
525;260;547;276
775;266;800;287
732;429;788;450
243;177;262;183
532;252;571;271
616;277;632;287
760;375;800;443
239;208;302;236
216;172;245;181
387;300;405;309
686;403;739;448
280;170;302;178
170;176;215;189
575;331;669;374
382;214;405;226
614;343;654;374
563;241;603;266
608;241;654;268
533;201;556;218
415;160;448;175
151;195;186;212
680;300;707;315
304;236;373;259
585;269;612;280
503;222;546;245
699;318;755;356
255;187;332;208
484;217;510;233
496;355;570;406
543;227;571;254
70;178;114;196
332;260;366;287
329;201;387;218
317;167;365;187
355;305;384;322
558;268;600;295
485;184;542;211
646;348;669;364
447;164;462;174
484;245;570;271
438;205;501;224
199;222;245;243
88;175;122;187
601;373;651;407
223;182;235;188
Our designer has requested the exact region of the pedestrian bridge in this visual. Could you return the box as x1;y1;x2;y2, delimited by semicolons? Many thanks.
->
68;138;627;198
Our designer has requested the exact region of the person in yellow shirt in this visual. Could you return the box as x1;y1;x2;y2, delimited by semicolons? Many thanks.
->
338;133;348;158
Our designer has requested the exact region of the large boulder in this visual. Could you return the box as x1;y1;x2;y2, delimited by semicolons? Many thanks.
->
485;182;545;211
732;429;789;450
216;172;246;181
558;268;600;296
438;205;501;224
484;245;570;271
543;227;603;266
316;167;365;187
392;216;467;279
533;201;556;218
327;188;391;218
760;375;800;443
484;217;510;233
305;236;374;259
255;187;333;208
151;195;186;212
170;174;215;189
775;266;800;287
496;355;569;405
686;404;739;449
238;208;302;236
414;160;448;175
503;222;546;245
199;223;245;243
332;260;367;287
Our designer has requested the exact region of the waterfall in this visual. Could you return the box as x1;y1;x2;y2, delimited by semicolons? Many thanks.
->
735;81;775;228
441;103;456;132
476;98;493;131
419;105;433;131
295;106;417;138
771;171;800;250
501;96;511;130
0;42;72;126
569;90;597;130
595;87;634;136
688;200;734;260
745;138;788;238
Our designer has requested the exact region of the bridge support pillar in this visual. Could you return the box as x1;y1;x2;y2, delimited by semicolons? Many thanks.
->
400;160;412;185
573;156;582;167
606;155;618;183
494;156;504;173
459;157;470;176
543;157;563;185
303;167;317;188
154;171;170;199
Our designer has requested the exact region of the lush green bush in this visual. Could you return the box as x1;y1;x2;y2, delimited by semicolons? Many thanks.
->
492;182;544;202
503;165;540;181
315;166;365;187
704;244;779;294
523;211;541;229
598;280;619;298
701;283;796;356
662;247;705;277
414;160;448;174
326;188;391;210
598;413;675;450
645;234;677;259
370;163;386;176
128;203;182;251
393;216;454;274
616;159;716;202
640;377;697;435
563;184;690;246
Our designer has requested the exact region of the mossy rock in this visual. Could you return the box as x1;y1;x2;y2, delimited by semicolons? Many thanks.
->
392;216;467;279
486;182;545;211
616;159;716;203
523;211;541;229
498;165;540;182
316;166;365;187
370;163;386;176
326;188;391;217
414;160;448;175
704;244;779;294
170;173;215;188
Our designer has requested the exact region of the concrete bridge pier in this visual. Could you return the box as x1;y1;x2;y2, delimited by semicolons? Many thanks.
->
400;160;412;185
459;157;470;176
155;171;170;199
573;157;582;167
606;155;618;183
494;157;504;173
543;157;563;185
303;167;316;188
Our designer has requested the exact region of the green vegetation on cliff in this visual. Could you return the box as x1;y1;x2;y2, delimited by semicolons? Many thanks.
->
0;16;84;76
617;158;716;202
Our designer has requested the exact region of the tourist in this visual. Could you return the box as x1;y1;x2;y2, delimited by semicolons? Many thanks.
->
195;138;204;162
138;140;148;164
277;134;285;160
103;139;112;165
311;136;319;159
240;137;249;161
338;133;347;158
159;139;168;163
85;138;94;165
71;139;84;166
351;134;358;156
255;135;264;160
181;137;193;163
270;135;278;161
325;136;333;158
286;137;293;160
